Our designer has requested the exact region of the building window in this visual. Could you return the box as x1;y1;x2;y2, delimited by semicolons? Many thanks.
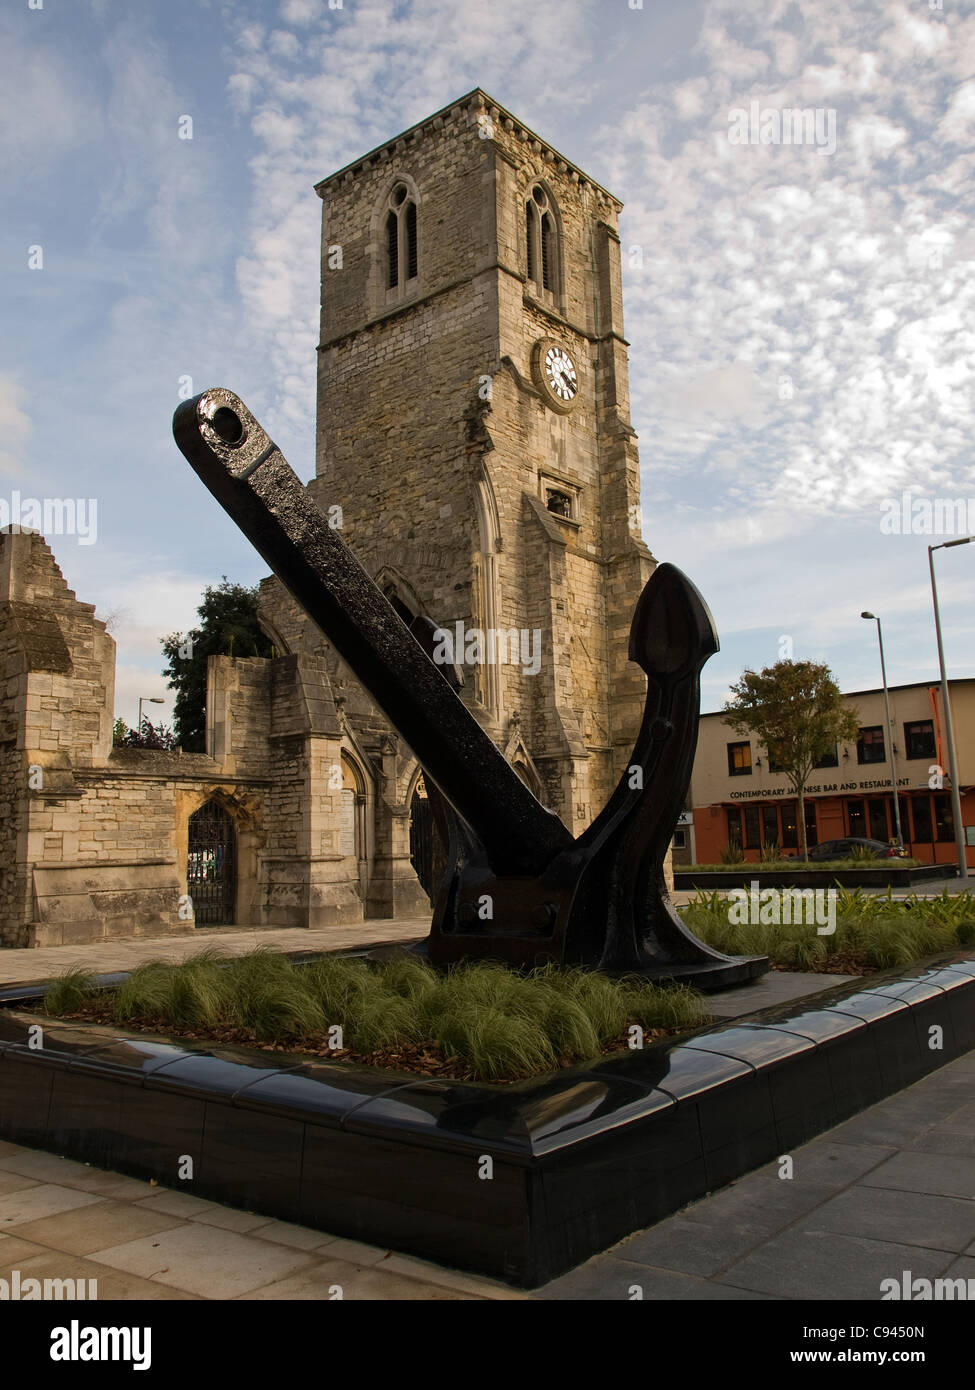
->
911;797;932;842
761;804;779;848
546;489;572;518
904;720;936;761
857;726;886;765
781;802;798;849
672;828;686;850
934;794;954;842
813;745;839;769
868;797;889;842
727;741;752;776
726;808;742;847
847;799;866;836
526;184;559;296
384;182;418;296
767;746;784;773
805;802;819;848
743;806;760;849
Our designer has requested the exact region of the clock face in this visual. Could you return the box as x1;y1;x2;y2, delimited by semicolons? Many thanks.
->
531;337;581;413
544;345;577;403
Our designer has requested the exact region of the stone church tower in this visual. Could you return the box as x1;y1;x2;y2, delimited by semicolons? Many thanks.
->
0;91;661;947
262;89;656;851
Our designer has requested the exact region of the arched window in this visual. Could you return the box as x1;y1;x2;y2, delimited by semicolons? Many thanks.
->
526;184;559;296
385;182;418;294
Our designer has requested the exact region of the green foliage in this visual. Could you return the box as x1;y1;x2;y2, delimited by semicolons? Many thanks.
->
719;841;745;865
43;969;98;1014
724;660;861;860
160;578;275;753
51;948;711;1082
683;887;975;971
685;857;919;872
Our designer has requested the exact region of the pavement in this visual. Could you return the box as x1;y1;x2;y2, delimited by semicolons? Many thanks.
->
1;1049;972;1300
0;920;432;989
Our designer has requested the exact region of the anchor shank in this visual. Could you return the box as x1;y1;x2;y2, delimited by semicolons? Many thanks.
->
173;389;573;878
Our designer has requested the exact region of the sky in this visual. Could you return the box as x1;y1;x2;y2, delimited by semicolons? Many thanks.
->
2;0;973;724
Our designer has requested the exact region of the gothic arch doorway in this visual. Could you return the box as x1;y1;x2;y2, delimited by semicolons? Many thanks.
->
187;799;237;926
409;776;435;904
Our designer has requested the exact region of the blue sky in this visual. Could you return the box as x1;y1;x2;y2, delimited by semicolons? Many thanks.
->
2;0;973;724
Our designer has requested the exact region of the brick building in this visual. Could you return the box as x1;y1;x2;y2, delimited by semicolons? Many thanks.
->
687;680;975;869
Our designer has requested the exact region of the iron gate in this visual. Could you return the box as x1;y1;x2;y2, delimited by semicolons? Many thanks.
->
187;799;236;926
409;788;434;904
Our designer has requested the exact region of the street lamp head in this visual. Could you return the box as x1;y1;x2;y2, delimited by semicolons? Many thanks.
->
860;611;875;620
148;697;164;705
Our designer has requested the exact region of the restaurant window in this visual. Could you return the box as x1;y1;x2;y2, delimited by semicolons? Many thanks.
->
743;806;760;849
904;720;936;761
781;802;798;849
934;794;955;842
761;804;779;848
726;808;742;847
728;741;752;776
911;796;933;843
857;726;886;765
868;798;888;842
813;745;839;769
847;799;866;836
898;796;910;843
672;828;686;850
805;802;819;848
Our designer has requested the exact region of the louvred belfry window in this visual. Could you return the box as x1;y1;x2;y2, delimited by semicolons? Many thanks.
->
385;182;418;293
526;184;559;296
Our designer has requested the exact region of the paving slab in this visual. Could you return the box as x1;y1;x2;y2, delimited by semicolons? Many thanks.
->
717;1230;955;1301
800;1185;975;1253
858;1151;975;1201
88;1223;319;1299
8;1197;186;1256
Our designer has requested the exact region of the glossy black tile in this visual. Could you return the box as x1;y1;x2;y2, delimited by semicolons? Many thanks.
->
299;1124;531;1280
47;1068;128;1171
0;1049;56;1144
146;1051;293;1099
650;1044;754;1103
234;1062;406;1127
344;1071;675;1156
104;1087;206;1185
683;1025;817;1068
199;1100;303;1221
767;1050;836;1149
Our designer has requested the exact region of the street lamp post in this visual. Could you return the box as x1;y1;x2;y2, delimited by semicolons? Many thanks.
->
860;612;903;847
138;696;165;733
928;538;972;881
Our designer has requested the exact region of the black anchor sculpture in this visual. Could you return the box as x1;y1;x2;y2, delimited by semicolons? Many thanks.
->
174;388;767;988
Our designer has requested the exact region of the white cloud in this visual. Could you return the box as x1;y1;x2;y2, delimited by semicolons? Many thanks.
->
0;377;31;477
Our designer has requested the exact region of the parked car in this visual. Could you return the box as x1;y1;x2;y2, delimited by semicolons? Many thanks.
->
807;837;908;862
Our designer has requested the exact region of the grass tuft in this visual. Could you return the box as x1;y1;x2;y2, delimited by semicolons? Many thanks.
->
43;947;715;1082
43;969;98;1015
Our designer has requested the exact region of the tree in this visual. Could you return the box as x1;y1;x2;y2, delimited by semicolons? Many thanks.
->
724;660;860;862
161;579;275;752
114;717;181;751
